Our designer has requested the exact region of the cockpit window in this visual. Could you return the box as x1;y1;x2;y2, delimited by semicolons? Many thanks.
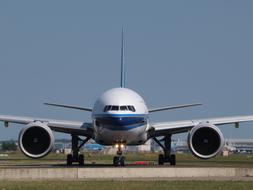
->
103;105;111;112
120;106;128;111
103;105;136;112
111;106;119;111
127;105;136;112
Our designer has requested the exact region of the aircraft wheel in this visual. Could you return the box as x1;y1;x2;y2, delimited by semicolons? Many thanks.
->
158;154;164;165
114;156;122;166
78;154;84;166
113;156;126;166
170;154;176;166
120;156;125;167
67;154;73;166
113;156;119;166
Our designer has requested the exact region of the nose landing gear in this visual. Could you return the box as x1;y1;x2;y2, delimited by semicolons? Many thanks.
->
113;143;125;166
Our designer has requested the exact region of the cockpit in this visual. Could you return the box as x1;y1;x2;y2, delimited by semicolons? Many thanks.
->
103;105;136;112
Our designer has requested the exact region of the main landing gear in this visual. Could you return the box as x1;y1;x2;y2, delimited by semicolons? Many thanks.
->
66;134;90;166
113;144;125;166
153;134;176;166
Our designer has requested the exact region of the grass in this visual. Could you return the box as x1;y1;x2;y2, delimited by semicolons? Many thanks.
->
0;181;253;190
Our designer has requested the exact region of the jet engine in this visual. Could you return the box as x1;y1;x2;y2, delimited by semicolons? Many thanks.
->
18;121;54;158
188;123;224;159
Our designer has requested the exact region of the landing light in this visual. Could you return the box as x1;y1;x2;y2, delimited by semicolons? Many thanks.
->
114;143;125;149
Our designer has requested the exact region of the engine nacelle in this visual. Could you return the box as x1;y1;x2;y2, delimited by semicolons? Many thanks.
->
188;123;224;159
18;121;54;159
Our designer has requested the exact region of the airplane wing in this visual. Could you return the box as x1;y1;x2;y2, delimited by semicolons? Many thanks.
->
148;103;202;113
0;115;93;137
149;115;253;137
44;103;92;112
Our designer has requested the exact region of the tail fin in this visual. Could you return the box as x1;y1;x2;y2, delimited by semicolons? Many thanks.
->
120;28;125;88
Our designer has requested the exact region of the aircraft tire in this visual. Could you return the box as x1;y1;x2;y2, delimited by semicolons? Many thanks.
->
158;154;164;165
67;154;73;166
113;156;119;166
78;154;84;166
170;154;176;166
120;156;125;166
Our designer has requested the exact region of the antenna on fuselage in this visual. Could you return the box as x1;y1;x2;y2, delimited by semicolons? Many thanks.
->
120;27;125;88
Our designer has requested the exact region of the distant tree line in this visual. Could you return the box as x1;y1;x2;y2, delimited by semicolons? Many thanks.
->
1;141;17;151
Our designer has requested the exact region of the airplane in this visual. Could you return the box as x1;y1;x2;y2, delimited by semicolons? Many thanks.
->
1;30;253;166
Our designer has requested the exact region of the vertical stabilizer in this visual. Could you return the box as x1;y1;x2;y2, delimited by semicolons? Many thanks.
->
120;28;125;88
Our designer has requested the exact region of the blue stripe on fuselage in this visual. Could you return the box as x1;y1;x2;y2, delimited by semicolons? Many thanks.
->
101;123;146;131
94;114;147;117
94;114;148;131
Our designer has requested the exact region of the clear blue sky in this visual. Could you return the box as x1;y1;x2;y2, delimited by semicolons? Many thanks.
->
0;1;253;140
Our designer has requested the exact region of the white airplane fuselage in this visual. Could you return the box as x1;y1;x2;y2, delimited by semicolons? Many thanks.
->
92;87;149;145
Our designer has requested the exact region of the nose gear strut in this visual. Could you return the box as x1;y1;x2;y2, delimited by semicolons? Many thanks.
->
113;144;125;166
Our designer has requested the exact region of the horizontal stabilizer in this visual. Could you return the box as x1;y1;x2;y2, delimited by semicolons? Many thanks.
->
149;103;202;113
44;103;92;112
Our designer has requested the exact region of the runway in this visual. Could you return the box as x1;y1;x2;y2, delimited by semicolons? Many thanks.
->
1;153;253;181
0;166;253;181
